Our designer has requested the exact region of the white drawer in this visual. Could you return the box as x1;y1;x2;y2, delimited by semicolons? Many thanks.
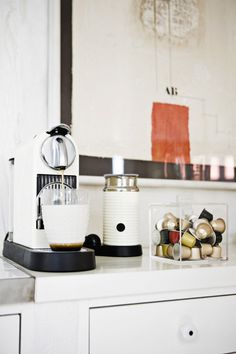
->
0;314;20;354
90;295;236;354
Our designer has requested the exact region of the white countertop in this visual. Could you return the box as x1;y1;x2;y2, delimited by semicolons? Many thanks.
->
0;257;30;279
28;245;236;304
0;257;34;304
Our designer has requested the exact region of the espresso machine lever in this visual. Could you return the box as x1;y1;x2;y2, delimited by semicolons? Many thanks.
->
47;123;71;136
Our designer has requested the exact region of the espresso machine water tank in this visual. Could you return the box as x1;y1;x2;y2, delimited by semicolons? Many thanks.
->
12;124;79;249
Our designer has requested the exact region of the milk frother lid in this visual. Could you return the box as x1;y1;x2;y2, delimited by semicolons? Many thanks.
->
104;174;139;191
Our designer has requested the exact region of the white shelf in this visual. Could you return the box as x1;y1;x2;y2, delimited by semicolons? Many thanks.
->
79;175;236;190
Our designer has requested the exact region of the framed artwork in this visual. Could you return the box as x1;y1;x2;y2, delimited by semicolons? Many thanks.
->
62;0;236;182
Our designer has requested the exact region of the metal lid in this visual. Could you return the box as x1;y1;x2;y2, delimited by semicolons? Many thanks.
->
104;174;139;191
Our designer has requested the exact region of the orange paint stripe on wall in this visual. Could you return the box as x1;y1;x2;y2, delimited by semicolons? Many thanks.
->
151;102;190;164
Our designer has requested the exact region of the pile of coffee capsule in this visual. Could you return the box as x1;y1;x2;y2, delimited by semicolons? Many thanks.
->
153;208;226;261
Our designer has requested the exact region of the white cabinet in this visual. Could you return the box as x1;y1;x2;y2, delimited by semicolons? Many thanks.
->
90;295;236;354
0;315;20;354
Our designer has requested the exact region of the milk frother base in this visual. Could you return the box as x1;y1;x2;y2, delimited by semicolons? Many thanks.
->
83;234;142;257
95;244;142;257
3;235;96;272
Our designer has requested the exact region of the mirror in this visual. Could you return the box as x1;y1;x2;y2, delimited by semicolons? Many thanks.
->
63;0;236;182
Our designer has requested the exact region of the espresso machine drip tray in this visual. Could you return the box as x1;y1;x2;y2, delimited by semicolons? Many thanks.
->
3;235;96;272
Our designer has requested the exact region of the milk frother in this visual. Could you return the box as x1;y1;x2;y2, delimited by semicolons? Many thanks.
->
103;174;139;246
84;174;142;257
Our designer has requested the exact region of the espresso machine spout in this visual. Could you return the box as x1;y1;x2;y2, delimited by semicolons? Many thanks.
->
51;136;68;169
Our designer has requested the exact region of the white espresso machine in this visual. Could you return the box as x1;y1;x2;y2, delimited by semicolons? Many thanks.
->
3;124;95;272
13;124;78;248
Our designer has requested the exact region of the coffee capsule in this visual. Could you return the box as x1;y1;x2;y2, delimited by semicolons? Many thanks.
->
156;245;164;257
189;229;201;247
199;208;213;222
210;218;226;234
173;243;191;260
193;218;210;230
178;218;191;232
155;218;165;231
194;238;202;248
162;218;178;231
188;215;198;223
167;244;174;258
200;243;213;258
162;244;170;257
163;212;178;222
189;247;201;260
169;230;180;244
160;229;170;244
200;231;216;246
215;231;223;244
188;228;197;237
211;245;221;259
181;231;196;248
152;229;169;245
195;223;213;240
152;229;161;245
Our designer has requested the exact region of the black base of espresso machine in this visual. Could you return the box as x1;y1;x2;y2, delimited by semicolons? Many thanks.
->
3;234;96;272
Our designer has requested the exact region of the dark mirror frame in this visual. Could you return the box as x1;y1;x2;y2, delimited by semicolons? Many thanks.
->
60;0;236;182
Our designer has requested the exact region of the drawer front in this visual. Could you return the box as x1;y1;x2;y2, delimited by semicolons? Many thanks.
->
0;314;20;354
90;295;236;354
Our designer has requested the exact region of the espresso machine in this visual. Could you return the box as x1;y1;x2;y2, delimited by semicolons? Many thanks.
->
3;124;95;272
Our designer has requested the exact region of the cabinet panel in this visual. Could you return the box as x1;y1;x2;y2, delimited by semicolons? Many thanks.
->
0;315;20;354
90;295;236;354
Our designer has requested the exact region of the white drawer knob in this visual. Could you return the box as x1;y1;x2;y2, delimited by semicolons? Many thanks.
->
180;324;198;341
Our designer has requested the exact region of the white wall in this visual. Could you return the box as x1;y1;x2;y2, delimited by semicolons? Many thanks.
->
72;0;236;166
0;0;60;252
